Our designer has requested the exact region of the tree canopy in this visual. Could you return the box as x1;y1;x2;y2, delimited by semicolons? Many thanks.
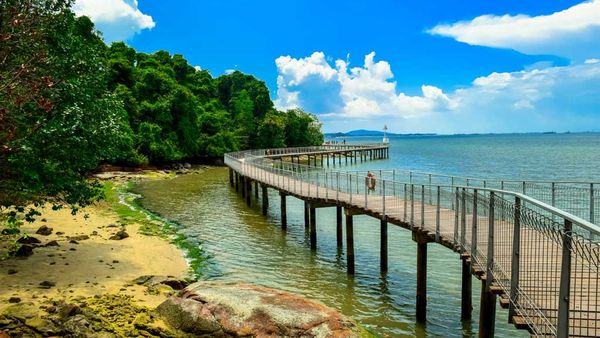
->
0;0;324;219
106;44;323;164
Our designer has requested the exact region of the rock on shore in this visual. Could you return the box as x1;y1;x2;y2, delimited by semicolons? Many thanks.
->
157;282;366;338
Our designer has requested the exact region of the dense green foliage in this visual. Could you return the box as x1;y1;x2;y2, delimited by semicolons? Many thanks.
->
0;0;129;215
106;44;323;163
0;0;323;215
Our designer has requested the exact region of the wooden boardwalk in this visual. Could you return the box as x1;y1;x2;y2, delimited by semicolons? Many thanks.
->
226;145;600;337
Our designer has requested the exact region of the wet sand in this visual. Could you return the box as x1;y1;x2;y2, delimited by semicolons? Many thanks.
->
0;189;188;312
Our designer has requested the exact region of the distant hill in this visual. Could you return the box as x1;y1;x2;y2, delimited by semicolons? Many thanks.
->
325;129;436;137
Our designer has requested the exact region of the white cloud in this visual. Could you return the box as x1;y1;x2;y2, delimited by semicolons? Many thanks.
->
73;0;155;43
585;58;600;64
275;52;454;120
428;0;600;60
274;52;600;133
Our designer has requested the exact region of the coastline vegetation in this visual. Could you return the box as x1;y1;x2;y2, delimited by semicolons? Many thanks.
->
0;0;324;228
101;177;206;278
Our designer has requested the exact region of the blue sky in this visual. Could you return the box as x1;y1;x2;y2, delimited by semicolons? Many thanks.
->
73;0;600;134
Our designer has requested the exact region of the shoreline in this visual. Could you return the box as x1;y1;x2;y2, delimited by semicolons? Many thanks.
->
0;169;205;336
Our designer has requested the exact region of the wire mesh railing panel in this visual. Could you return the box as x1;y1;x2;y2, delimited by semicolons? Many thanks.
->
345;168;599;226
568;234;600;337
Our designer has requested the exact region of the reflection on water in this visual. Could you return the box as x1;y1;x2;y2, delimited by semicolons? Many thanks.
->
134;169;526;337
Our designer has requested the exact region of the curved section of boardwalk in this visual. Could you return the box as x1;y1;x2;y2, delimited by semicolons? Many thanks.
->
225;144;600;337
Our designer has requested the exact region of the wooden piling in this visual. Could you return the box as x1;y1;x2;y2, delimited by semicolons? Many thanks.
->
304;200;309;229
229;168;234;187
309;205;317;249
261;184;268;216
336;206;343;247
254;181;259;199
280;192;287;230
234;172;239;192
416;241;427;323
240;176;246;198
245;178;252;206
461;257;473;320
346;211;355;274
381;219;388;273
478;279;496;338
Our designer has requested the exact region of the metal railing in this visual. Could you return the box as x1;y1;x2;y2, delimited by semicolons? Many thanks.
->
225;146;600;337
344;168;599;226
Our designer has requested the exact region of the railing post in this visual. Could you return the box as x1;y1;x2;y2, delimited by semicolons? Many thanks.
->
365;175;368;208
349;175;353;204
461;188;466;250
436;186;440;242
486;192;495;289
410;184;415;227
393;170;396;195
316;173;319;199
404;184;408;222
428;174;432;204
451;177;455;210
551;182;556;207
472;189;478;262
454;187;459;246
325;172;329;200
509;197;521;322
590;183;595;225
382;180;386;217
336;172;340;202
421;185;425;228
557;219;573;338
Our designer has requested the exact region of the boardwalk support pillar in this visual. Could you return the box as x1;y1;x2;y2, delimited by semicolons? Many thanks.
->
280;192;287;230
416;241;427;323
229;168;233;187
254;181;259;199
261;184;268;216
304;200;310;229
380;219;388;273
336;206;343;248
234;172;239;192
240;176;246;198
345;209;355;274
478;279;496;338
461;256;473;321
413;230;432;324
309;205;317;250
245;178;252;206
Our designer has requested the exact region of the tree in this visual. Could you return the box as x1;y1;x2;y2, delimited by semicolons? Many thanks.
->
257;112;286;148
0;0;129;216
284;109;324;147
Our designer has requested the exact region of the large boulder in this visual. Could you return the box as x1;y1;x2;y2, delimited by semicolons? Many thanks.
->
156;282;365;338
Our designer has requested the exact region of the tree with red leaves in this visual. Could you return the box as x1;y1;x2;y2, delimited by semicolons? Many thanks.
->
0;0;128;223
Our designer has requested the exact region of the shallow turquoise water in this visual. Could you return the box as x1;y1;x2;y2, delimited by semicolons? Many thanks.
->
135;133;600;337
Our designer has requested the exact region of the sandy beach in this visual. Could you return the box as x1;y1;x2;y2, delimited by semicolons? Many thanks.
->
0;172;194;336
